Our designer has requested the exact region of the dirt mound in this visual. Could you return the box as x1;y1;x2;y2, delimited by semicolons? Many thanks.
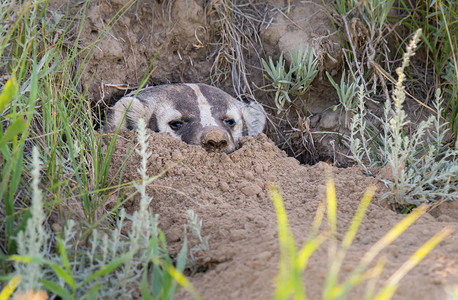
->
106;131;457;300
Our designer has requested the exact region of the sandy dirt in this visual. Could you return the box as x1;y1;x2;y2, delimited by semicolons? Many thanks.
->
105;130;458;300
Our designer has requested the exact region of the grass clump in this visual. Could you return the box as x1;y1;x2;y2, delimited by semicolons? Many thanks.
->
326;0;458;143
3;120;196;299
0;1;195;298
207;0;268;99
350;29;458;207
396;0;458;141
324;0;397;100
269;171;453;300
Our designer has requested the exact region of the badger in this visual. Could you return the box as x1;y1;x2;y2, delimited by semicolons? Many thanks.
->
107;83;266;153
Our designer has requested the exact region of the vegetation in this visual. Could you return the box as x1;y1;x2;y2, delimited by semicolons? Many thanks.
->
1;119;201;299
0;0;456;298
268;173;453;300
0;1;197;298
262;46;319;111
2;116;197;298
260;1;457;207
349;29;457;207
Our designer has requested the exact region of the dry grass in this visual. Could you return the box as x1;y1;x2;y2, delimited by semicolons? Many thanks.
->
206;0;270;99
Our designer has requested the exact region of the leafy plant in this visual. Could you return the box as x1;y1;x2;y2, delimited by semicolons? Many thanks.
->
0;76;30;256
186;209;210;264
350;29;458;206
327;70;362;114
4;120;198;299
262;45;318;111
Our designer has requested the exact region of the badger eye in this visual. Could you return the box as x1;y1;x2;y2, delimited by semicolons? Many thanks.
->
169;120;183;131
224;119;236;127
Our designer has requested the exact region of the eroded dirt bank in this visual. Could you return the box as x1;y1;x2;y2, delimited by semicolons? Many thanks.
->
105;131;457;300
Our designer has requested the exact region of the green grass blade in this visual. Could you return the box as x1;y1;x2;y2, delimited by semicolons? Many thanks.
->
297;232;328;272
163;263;202;300
364;205;427;262
0;274;20;300
268;184;305;300
326;172;337;239
337;205;428;299
40;279;72;300
141;268;154;300
83;283;102;300
309;198;326;239
0;77;17;113
81;255;128;286
151;263;164;298
0;118;27;147
49;264;74;290
167;233;188;298
57;238;71;273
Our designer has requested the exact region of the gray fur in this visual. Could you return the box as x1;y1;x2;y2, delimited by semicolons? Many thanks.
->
107;83;266;153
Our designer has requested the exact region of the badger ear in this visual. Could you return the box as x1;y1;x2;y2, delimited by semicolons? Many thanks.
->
107;96;152;130
241;101;266;136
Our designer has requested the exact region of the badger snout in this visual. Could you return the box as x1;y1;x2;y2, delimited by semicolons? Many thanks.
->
200;126;234;153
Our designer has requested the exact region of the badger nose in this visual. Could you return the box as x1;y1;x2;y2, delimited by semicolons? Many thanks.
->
201;129;229;152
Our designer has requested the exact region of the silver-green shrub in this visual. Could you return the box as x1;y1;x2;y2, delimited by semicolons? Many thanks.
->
262;45;318;111
12;119;189;299
14;147;49;293
350;29;458;206
186;209;209;263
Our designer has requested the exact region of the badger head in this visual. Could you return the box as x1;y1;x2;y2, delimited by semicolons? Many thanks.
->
107;83;266;153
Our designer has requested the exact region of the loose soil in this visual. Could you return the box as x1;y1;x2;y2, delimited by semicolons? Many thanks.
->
105;130;458;300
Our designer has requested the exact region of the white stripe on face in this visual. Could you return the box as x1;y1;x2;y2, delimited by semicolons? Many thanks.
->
186;84;218;127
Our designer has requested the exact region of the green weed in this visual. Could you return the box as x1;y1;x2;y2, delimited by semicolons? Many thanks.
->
2;120;197;299
262;45;318;111
350;29;458;206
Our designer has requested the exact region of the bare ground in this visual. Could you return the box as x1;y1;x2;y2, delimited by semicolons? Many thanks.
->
104;130;458;300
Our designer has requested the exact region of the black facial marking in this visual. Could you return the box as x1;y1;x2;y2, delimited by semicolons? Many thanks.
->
168;86;200;120
198;84;230;123
126;117;135;130
178;121;203;145
241;114;248;136
148;114;159;132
